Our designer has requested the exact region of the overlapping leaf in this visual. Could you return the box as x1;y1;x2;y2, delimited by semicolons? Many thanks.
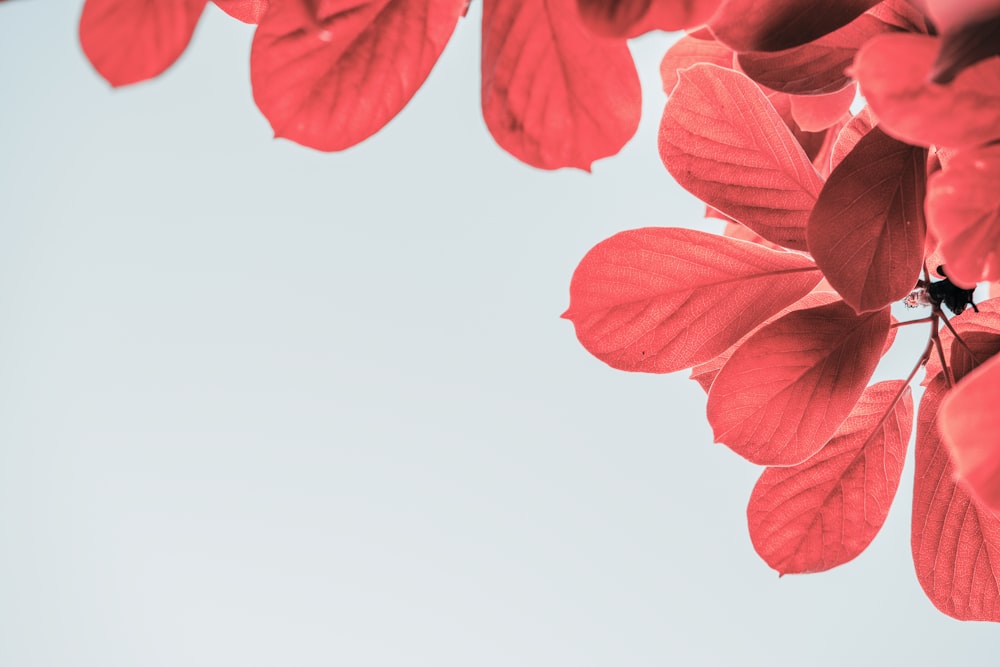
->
748;381;912;574
79;0;208;87
659;65;823;251
736;0;922;95
251;0;465;151
788;85;855;132
690;290;840;392
708;0;879;52
912;376;1000;622
854;33;1000;149
482;0;641;170
707;301;889;465
807;126;926;314
659;30;733;94
923;297;1000;385
577;0;722;37
926;144;1000;288
563;228;821;374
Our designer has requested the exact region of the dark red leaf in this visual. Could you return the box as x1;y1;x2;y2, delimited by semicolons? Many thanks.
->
630;0;724;34
214;0;267;22
707;301;890;465
941;354;1000;513
807;126;926;314
736;0;922;95
576;0;650;36
788;84;855;132
912;375;1000;622
659;65;823;251
482;0;641;170
926;144;1000;289
708;0;879;52
250;0;464;152
932;13;1000;83
853;33;1000;149
921;0;1000;34
79;0;208;87
690;290;840;392
577;0;722;37
563;228;821;374
748;380;912;574
659;30;733;93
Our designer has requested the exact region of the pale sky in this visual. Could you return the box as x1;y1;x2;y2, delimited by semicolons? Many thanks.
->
0;3;996;665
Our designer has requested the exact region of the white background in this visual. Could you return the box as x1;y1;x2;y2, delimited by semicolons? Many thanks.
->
0;2;996;665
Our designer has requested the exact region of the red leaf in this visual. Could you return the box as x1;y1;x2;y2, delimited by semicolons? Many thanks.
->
853;33;1000;149
689;290;840;392
708;0;879;52
788;84;855;132
926;144;1000;289
659;65;823;251
748;380;912;574
912;375;1000;622
214;0;267;22
736;0;922;95
79;0;208;87
830;105;876;171
563;228;821;374
659;30;733;94
807;126;926;314
482;0;641;170
250;0;464;152
941;354;1000;513
707;301;890;465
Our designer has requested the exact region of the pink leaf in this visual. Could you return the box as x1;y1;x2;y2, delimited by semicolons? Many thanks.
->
79;0;208;87
748;380;912;574
563;228;821;374
788;84;855;132
707;301;890;465
659;30;733;94
941;354;1000;513
926;144;1000;288
482;0;641;170
214;0;268;22
853;33;1000;149
708;0;879;52
250;0;464;151
912;375;1000;622
931;12;1000;83
659;65;823;251
921;0;1000;34
807;126;926;314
